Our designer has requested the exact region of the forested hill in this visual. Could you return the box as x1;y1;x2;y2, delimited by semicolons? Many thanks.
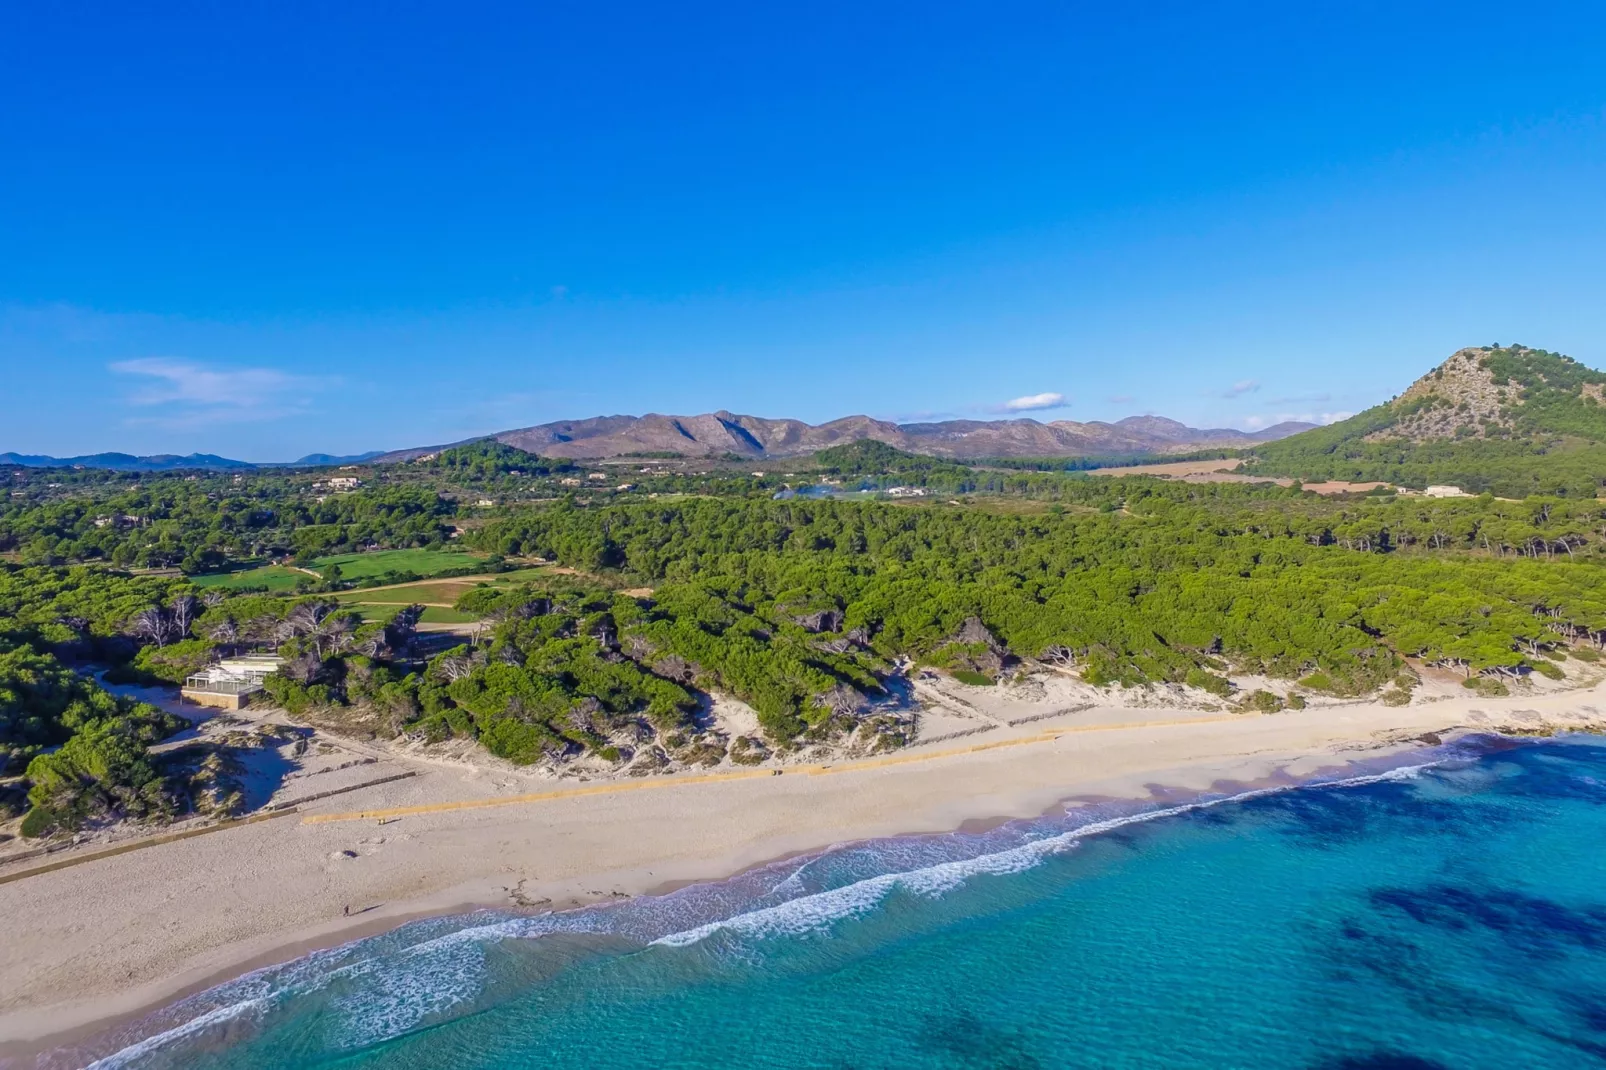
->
1246;345;1606;498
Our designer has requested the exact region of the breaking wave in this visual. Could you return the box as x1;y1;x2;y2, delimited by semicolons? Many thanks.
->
68;746;1469;1069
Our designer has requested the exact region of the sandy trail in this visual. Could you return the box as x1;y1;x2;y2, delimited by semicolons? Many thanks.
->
2;683;1603;1057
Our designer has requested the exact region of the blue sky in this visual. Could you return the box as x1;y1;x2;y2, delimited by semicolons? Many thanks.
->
3;2;1605;460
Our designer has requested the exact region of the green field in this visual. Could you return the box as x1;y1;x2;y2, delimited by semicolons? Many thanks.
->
341;601;479;625
190;564;307;592
314;548;489;580
188;548;490;590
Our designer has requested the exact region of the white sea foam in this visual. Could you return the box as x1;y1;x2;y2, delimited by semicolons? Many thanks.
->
652;762;1440;948
82;758;1444;1065
85;996;269;1069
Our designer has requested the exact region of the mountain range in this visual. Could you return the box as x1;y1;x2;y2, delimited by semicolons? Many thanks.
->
376;413;1316;463
0;450;384;471
2;418;1313;471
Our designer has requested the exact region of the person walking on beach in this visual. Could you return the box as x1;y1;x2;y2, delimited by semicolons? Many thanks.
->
343;904;350;916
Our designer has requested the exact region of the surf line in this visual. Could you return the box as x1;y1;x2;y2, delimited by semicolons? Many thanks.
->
300;712;1258;825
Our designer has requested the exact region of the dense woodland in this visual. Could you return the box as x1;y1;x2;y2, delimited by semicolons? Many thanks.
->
9;387;1606;839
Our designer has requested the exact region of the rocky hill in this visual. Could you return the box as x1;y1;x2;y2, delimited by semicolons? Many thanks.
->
378;411;1313;463
1247;344;1606;496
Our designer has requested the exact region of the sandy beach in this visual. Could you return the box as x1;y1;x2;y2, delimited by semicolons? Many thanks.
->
3;677;1604;1061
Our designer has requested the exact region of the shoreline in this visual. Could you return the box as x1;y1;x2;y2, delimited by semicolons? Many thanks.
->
10;740;1453;1065
5;688;1605;1064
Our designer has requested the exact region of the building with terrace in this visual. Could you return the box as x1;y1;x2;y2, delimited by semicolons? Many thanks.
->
182;655;284;709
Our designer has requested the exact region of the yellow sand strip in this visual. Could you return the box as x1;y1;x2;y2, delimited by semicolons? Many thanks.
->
301;712;1253;825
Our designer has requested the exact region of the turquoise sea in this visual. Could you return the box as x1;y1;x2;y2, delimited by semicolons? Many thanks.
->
55;736;1606;1070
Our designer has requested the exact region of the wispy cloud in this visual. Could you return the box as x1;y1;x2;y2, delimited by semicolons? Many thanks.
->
882;408;964;424
111;358;328;428
1107;394;1135;405
989;391;1068;414
1221;379;1261;399
1241;411;1354;430
1271;391;1331;404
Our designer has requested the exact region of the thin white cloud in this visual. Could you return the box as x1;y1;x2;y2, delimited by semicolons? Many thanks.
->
1221;379;1261;399
111;358;329;427
1242;411;1354;430
1107;394;1135;404
990;391;1068;414
882;409;964;423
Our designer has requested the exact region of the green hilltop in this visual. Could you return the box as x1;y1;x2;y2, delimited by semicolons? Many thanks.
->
1246;344;1606;498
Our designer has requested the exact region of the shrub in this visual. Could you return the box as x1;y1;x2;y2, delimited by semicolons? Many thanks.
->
1185;667;1233;697
1286;693;1307;710
1243;689;1283;713
19;805;57;839
1528;659;1565;680
1461;676;1510;697
1298;672;1336;693
950;669;994;687
1380;687;1412;707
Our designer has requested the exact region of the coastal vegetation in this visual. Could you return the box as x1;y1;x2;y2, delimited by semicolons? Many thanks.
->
10;344;1606;839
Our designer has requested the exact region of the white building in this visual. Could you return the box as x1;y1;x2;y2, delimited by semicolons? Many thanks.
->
1423;485;1470;498
182;655;285;710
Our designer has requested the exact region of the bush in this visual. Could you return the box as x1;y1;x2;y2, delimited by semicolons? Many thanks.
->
1573;647;1601;663
1528;658;1566;680
1243;689;1283;713
1380;687;1412;707
1298;672;1335;693
1461;676;1510;697
19;805;57;839
950;669;994;687
1286;693;1307;710
1185;667;1233;697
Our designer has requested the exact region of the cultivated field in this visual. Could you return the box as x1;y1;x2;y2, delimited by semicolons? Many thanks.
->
1092;458;1389;495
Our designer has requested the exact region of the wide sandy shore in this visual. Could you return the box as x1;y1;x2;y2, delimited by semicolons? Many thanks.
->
3;684;1604;1060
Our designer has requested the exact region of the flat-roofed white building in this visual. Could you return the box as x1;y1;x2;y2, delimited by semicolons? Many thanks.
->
182;655;285;709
